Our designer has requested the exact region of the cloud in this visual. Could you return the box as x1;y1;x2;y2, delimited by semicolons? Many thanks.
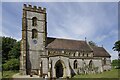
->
110;51;118;60
47;3;117;41
95;30;118;43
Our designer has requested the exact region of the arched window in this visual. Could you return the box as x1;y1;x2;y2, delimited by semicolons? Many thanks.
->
78;53;80;56
74;60;78;69
103;58;106;65
82;53;84;57
87;54;88;57
32;29;38;39
69;53;71;56
32;17;37;26
89;60;93;69
73;53;75;56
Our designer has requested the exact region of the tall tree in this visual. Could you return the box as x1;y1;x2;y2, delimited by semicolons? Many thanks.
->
113;40;120;69
2;37;16;63
113;40;120;57
8;41;21;59
113;40;120;52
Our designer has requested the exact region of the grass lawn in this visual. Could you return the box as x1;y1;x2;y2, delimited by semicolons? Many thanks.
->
2;70;19;78
74;69;119;78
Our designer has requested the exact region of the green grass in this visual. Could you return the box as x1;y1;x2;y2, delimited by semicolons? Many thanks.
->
2;70;19;78
74;69;119;78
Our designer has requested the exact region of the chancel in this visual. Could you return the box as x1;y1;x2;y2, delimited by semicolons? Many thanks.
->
20;4;111;78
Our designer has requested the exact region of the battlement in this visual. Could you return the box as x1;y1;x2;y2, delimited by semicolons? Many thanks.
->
23;4;46;13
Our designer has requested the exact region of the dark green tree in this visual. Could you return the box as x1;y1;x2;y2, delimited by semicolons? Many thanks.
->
113;40;120;69
8;41;21;59
2;37;21;71
3;59;19;70
112;59;118;66
113;40;120;52
2;37;16;63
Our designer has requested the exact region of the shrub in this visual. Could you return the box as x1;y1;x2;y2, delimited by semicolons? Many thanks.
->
3;59;19;71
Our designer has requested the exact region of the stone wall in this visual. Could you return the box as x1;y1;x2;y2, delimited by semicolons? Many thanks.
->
103;58;111;71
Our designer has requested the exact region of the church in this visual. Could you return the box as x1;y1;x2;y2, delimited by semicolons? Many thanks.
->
20;4;111;78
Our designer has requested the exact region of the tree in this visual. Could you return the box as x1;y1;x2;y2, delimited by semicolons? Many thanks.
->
113;40;120;69
2;37;16;63
8;41;21;59
88;41;97;47
113;40;120;52
112;59;118;66
3;59;19;70
2;36;21;71
112;59;120;69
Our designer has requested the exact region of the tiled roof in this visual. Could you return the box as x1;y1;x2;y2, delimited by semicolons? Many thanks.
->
91;46;111;57
46;37;92;51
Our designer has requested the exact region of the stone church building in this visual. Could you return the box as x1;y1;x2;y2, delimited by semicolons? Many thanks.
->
20;4;111;78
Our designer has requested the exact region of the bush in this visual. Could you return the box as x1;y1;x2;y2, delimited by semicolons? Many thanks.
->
3;59;19;71
112;59;120;69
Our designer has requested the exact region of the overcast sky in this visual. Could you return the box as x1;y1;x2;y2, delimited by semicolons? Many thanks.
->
2;2;118;60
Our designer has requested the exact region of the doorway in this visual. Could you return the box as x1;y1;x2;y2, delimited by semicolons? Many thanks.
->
55;60;64;78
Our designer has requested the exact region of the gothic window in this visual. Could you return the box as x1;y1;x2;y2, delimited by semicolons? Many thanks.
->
78;53;80;56
74;60;78;69
69;53;71;56
103;58;106;65
32;17;37;26
89;60;93;69
73;53;75;56
32;29;38;39
87;54;88;57
48;51;50;55
82;53;84;57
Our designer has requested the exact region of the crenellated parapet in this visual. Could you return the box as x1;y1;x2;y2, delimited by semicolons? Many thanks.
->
23;4;46;13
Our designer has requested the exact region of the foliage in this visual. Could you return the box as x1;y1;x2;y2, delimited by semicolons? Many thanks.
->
112;59;118;67
112;59;120;68
3;59;19;71
8;41;20;59
2;36;20;71
2;37;16;63
113;40;120;52
88;41;97;47
112;40;120;69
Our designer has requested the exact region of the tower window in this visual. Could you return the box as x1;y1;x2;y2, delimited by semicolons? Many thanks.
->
74;60;78;69
32;29;38;39
32;17;37;26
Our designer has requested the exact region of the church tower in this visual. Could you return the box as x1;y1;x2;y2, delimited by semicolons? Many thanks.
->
20;4;47;75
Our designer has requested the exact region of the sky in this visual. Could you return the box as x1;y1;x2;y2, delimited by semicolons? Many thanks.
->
1;2;118;60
